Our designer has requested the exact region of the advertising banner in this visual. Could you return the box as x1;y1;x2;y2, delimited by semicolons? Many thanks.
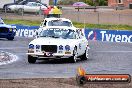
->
12;24;132;43
12;24;39;37
85;29;132;43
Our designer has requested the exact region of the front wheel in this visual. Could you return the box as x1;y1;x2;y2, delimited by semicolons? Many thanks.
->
81;47;89;60
7;37;14;40
70;47;78;63
28;55;37;64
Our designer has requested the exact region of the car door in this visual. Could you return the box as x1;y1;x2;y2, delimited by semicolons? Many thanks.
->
77;30;86;55
24;2;32;12
14;4;23;11
74;31;83;56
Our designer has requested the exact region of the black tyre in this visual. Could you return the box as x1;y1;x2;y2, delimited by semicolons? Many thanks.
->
7;37;14;40
18;8;24;15
76;75;87;86
7;8;11;12
28;55;37;64
81;47;89;60
70;47;78;63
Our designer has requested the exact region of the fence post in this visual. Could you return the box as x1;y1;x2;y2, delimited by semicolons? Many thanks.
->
119;14;121;25
77;11;79;22
39;7;41;17
4;7;7;18
98;12;99;24
22;9;24;20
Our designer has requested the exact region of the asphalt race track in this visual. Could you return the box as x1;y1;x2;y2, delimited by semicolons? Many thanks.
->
0;37;132;79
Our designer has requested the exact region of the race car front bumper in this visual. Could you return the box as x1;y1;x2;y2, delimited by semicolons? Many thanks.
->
26;51;73;59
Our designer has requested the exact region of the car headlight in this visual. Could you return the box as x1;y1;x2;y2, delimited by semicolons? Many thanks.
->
9;28;12;32
65;45;70;51
29;44;34;49
59;45;63;50
36;45;40;49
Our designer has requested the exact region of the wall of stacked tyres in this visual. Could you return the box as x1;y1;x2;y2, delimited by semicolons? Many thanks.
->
13;24;132;43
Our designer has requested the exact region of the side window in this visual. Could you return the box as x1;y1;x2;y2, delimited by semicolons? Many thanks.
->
37;3;42;6
118;0;123;4
32;3;37;6
26;3;31;6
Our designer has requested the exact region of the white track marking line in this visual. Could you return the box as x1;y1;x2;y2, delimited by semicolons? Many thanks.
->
0;47;27;49
96;51;132;53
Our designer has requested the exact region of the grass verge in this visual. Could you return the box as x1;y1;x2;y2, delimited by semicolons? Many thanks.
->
4;19;132;30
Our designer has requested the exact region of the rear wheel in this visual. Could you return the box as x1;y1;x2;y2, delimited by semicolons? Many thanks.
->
7;8;11;12
70;47;78;63
18;8;24;15
28;55;37;64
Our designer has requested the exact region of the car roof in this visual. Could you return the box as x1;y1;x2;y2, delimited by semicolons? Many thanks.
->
27;2;37;4
44;18;72;22
43;26;77;31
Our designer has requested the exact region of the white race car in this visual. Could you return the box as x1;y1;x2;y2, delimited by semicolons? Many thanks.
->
27;26;90;63
37;18;76;34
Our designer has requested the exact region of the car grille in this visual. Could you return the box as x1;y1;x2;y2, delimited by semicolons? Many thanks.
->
0;27;9;33
41;45;57;53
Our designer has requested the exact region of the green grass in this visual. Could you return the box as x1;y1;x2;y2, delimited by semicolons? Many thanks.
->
4;19;132;30
73;22;132;31
4;19;41;26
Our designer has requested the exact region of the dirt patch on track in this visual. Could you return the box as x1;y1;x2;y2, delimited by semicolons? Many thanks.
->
0;78;131;88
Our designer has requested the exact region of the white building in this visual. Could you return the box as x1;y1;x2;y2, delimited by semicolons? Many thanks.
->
0;0;49;8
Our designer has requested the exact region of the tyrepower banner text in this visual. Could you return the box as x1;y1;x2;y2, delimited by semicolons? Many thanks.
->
12;24;39;37
13;24;132;43
85;29;132;43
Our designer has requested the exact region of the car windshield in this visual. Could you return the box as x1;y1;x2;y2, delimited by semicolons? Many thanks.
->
40;29;76;39
15;0;23;4
48;20;72;27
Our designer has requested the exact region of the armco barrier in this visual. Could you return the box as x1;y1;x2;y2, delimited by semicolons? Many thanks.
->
85;29;132;43
12;24;132;43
